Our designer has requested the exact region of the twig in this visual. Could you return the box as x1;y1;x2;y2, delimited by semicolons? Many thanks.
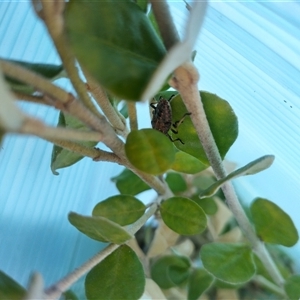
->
19;117;103;142
14;92;51;106
48;138;121;163
1;59;126;158
170;63;285;289
84;71;129;138
1;59;69;104
44;203;158;300
149;0;180;49
37;0;102;120
127;101;138;131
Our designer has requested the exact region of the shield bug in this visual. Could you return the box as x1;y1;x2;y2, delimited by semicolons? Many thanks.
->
150;95;191;144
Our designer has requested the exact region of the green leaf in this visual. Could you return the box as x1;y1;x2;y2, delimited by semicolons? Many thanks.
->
171;151;207;174
250;198;299;247
0;270;26;300
151;255;191;289
284;275;300;300
160;197;207;235
191;196;218;215
61;290;78;300
111;168;151;195
65;0;166;101
92;195;146;226
85;245;145;300
199;155;275;198
187;268;214;300
68;212;133;244
170;92;238;165
136;0;148;12
165;173;187;193
51;112;98;175
200;243;256;284
4;59;64;94
125;129;175;175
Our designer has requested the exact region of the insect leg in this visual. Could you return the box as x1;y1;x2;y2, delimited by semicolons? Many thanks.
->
173;112;192;129
167;133;185;144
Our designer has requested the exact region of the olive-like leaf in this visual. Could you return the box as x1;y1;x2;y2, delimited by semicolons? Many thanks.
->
170;92;238;165
61;290;78;300
85;245;145;300
171;151;207;174
111;168;151;195
0;270;26;300
165;173;187;193
284;275;300;300
65;0;166;101
3;59;64;94
200;242;256;284
92;195;146;226
199;155;275;198
250;198;299;247
125;129;175;175
51;112;98;175
68;212;133;244
187;268;214;300
160;197;207;235
191;196;218;215
151;255;191;289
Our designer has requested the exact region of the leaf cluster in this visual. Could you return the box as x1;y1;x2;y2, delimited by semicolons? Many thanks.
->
0;0;299;300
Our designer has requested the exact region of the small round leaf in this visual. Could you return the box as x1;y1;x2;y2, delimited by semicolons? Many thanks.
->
165;173;187;193
171;151;207;174
125;129;175;175
0;270;26;300
250;198;299;247
284;275;300;300
92;195;146;226
187;268;214;300
200;242;256;284
85;245;145;300
68;212;133;244
65;0;165;100
151;255;190;289
111;168;151;195
160;197;207;235
170;92;238;165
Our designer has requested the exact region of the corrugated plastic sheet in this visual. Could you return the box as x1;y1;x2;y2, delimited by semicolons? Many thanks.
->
0;0;300;294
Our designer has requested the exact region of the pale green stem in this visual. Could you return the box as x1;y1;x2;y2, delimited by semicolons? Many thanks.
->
254;275;286;298
44;203;158;300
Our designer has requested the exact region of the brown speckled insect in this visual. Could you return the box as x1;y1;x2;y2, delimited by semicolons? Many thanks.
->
150;95;191;144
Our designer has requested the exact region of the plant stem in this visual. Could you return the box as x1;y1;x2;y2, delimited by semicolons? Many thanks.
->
149;0;180;49
44;203;158;300
84;71;129;138
1;59;69;103
14;92;50;106
20;117;103;142
48;138;122;164
127;101;138;131
38;0;102;120
171;62;285;289
254;275;286;298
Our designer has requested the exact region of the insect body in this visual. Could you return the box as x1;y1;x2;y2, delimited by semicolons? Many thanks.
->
151;96;191;144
